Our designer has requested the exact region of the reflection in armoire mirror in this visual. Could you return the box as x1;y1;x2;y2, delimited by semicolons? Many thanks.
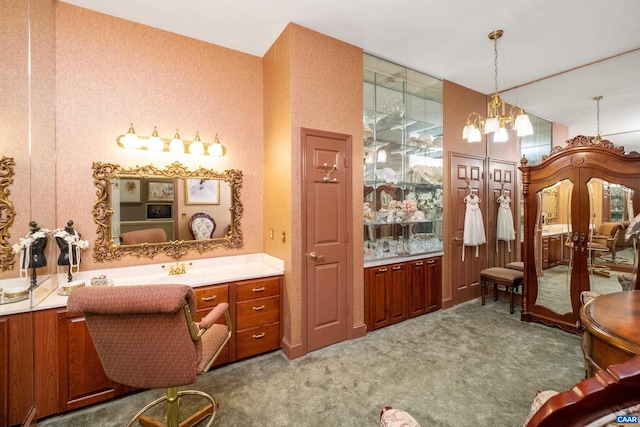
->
1;0;56;424
521;135;640;333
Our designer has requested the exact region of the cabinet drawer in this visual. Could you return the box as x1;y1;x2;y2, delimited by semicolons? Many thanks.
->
194;284;228;310
236;296;280;330
236;322;280;359
236;277;280;302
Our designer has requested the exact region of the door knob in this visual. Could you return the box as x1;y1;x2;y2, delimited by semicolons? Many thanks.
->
309;251;324;260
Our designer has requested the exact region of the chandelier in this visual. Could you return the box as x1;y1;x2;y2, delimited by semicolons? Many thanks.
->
462;30;534;143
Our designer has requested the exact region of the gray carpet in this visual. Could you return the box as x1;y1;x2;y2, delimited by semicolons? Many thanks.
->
39;299;584;427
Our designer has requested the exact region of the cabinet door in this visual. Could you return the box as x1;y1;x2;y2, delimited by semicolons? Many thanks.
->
193;284;230;366
366;266;391;330
57;310;123;412
542;236;550;269
388;264;408;324
408;260;427;318
425;257;442;312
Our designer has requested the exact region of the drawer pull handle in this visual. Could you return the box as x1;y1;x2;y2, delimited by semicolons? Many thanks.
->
378;268;387;272
252;305;266;311
427;260;435;265
252;332;266;339
392;266;402;270
201;295;217;301
252;287;266;292
415;262;424;266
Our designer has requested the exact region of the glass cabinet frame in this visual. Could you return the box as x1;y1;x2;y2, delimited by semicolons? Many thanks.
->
363;54;443;262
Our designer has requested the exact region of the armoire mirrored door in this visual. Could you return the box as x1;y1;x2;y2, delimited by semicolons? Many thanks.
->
521;135;640;332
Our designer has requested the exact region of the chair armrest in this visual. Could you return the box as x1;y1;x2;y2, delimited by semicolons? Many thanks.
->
198;302;229;330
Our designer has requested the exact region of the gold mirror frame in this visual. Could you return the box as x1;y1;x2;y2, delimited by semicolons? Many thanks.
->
0;156;17;271
92;161;243;261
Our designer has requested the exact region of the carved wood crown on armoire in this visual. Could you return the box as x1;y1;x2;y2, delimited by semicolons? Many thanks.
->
520;135;640;333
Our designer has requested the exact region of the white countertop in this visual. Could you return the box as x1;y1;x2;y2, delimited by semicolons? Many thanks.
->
364;251;443;268
1;253;284;314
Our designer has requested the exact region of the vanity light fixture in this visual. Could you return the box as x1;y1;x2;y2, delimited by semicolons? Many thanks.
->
116;124;226;157
462;30;534;143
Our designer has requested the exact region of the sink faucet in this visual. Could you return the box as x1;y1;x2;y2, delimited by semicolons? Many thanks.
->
168;263;187;276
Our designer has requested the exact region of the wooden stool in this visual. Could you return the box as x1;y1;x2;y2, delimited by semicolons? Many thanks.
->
480;267;524;314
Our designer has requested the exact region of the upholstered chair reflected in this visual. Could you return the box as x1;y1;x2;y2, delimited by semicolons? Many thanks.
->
188;213;216;240
67;284;232;427
590;222;625;262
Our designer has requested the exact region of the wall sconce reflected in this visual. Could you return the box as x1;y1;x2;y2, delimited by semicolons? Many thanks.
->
377;149;387;163
117;123;227;157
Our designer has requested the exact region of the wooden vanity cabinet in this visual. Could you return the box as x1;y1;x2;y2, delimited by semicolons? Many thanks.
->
365;256;441;331
33;274;283;420
235;276;281;360
1;312;34;427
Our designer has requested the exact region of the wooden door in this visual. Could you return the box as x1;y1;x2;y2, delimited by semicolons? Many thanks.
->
487;159;518;267
303;129;351;352
450;153;486;305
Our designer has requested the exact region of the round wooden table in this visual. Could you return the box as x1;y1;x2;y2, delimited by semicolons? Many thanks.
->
580;290;640;377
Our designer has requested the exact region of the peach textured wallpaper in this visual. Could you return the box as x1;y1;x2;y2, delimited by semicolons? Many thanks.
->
263;24;364;357
55;3;264;271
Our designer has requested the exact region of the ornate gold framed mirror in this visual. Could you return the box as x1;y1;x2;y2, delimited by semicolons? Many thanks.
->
92;161;243;261
0;156;17;271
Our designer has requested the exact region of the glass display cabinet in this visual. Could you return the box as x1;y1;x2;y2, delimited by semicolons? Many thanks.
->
363;54;444;262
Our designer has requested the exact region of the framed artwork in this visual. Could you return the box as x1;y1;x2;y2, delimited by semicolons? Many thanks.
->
147;181;174;202
185;178;220;205
146;203;173;220
120;178;141;203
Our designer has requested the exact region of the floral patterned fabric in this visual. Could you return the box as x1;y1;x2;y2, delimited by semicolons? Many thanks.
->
380;407;421;427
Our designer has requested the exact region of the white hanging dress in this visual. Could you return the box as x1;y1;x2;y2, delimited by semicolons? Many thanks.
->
463;194;486;261
496;194;516;252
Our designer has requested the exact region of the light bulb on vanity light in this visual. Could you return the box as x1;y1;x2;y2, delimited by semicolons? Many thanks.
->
147;126;163;151
169;129;184;153
190;131;205;155
208;134;224;157
122;123;140;149
493;127;509;143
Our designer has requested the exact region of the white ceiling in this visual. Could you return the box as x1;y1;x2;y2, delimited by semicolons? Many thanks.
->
61;0;640;150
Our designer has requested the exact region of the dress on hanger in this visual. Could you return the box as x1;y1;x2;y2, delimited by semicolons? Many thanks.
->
463;194;486;261
496;194;516;252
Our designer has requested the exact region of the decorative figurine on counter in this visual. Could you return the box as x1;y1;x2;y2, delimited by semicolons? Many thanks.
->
12;221;50;289
54;220;89;283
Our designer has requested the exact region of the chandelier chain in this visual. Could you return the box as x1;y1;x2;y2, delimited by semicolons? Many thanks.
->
493;35;499;96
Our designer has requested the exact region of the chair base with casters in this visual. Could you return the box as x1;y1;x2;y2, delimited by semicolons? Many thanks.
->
67;285;232;427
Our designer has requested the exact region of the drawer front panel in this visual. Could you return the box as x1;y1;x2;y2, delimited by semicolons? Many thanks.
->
236;277;280;301
194;284;229;310
236;322;280;359
236;296;280;330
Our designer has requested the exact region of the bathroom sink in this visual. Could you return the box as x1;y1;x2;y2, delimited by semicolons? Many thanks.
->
150;273;206;286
